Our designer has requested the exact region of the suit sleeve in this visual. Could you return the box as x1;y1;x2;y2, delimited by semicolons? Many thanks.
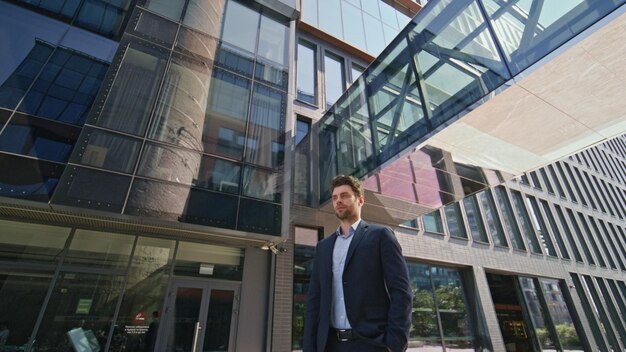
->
303;243;321;352
380;227;412;352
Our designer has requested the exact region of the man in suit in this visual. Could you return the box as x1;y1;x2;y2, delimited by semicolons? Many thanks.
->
304;175;413;352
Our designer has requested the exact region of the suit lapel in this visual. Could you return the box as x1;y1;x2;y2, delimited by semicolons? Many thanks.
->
344;220;368;270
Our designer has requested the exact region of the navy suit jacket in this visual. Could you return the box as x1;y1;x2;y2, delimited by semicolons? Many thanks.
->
304;221;412;352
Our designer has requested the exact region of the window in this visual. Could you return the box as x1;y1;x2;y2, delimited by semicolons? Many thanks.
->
294;118;312;205
296;42;317;104
494;187;525;250
525;196;557;257
553;205;583;262
444;202;467;239
463;196;488;243
540;200;570;260
478;190;508;247
538;168;555;194
511;191;542;254
577;212;606;268
293;226;322;350
324;52;345;108
423;210;444;234
565;209;594;265
351;63;365;84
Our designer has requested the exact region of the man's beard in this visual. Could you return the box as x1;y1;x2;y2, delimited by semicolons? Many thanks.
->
335;208;353;220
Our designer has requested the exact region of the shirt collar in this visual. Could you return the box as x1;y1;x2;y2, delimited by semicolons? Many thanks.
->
336;219;362;237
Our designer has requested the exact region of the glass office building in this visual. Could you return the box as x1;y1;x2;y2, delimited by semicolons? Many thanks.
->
1;0;625;351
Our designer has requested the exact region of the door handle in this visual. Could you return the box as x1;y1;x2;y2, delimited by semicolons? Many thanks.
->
191;321;201;352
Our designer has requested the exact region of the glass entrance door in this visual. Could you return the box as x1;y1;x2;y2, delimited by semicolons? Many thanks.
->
159;278;239;352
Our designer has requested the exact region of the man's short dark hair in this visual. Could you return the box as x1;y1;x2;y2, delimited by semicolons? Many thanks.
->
330;175;364;199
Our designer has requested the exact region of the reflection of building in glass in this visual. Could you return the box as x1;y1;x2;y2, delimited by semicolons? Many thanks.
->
1;0;626;351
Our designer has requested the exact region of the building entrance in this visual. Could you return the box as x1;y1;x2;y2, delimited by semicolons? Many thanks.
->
158;278;240;352
486;273;535;352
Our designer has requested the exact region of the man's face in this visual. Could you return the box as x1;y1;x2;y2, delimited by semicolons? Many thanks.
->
332;184;363;222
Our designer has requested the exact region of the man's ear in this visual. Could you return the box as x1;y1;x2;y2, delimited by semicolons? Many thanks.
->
357;195;364;206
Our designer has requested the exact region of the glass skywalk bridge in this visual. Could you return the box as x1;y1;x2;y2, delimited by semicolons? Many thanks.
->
318;0;626;222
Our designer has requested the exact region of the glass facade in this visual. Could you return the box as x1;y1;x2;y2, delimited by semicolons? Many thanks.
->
0;219;243;352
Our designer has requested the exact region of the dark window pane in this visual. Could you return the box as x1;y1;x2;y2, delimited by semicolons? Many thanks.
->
130;9;178;46
0;113;81;162
525;196;557;257
13;0;82;19
539;279;585;351
75;0;131;38
511;191;542;253
124;178;190;220
194;156;241;195
237;198;281;235
203;69;250;159
93;41;169;136
432;267;474;350
246;84;285;168
52;166;130;212
0;40;54;110
182;188;238;229
540;200;570;260
518;277;559;351
0;153;64;202
406;263;442;350
71;127;141;173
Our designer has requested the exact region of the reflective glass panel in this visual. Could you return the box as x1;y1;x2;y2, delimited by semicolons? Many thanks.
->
407;263;443;350
203;289;235;351
463;196;488;243
0;153;64;202
432;267;474;350
519;277;558;351
553;205;583;262
220;1;258;56
246;84;285;168
142;0;185;21
566;209;595;265
94;41;169;136
242;166;281;202
444;203;467;239
65;229;135;269
174;242;243;280
33;273;125;352
525;196;557;257
0;113;81;163
478;190;507;247
182;188;238;229
578;212;606;267
165;286;203;352
124;178;191;221
318;0;342;40
75;0;131;38
258;13;289;67
0;40;54;110
483;0;623;75
17;46;108;126
203;68;250;160
182;0;226;35
194;156;241;195
423;210;444;234
0;219;70;263
114;237;176;352
511;191;542;253
363;13;386;55
296;42;316;105
71;127;142;173
51;165;131;212
0;269;54;348
238;198;281;235
147;54;211;151
137;143;202;186
131;9;178;46
341;1;366;52
324;53;344;108
539;279;584;351
494;187;525;250
539;200;570;260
